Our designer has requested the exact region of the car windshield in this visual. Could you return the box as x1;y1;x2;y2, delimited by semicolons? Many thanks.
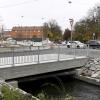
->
88;40;100;45
68;41;76;44
74;41;82;44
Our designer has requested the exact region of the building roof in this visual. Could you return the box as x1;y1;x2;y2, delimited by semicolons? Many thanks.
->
12;26;43;31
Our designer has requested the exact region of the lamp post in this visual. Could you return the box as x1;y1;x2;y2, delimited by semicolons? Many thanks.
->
69;18;75;57
41;17;45;45
69;18;74;42
0;25;3;38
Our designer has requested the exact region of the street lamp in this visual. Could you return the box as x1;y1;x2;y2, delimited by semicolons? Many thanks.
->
69;18;74;42
41;17;45;44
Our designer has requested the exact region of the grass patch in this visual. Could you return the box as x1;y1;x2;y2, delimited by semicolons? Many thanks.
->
0;84;34;100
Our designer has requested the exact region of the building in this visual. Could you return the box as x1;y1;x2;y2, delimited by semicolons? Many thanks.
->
9;26;43;41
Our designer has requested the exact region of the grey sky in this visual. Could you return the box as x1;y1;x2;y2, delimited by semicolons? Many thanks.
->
0;0;100;31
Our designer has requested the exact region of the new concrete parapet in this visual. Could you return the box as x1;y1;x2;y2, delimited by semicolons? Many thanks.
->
0;57;88;81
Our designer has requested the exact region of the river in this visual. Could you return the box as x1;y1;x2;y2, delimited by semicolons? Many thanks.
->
18;75;100;100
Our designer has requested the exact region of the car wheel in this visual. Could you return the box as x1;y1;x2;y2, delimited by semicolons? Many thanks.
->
67;45;70;48
77;45;80;49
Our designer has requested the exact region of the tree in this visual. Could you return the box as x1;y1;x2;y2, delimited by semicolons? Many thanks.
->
43;19;62;41
74;6;100;41
43;22;49;39
63;28;71;41
74;20;87;34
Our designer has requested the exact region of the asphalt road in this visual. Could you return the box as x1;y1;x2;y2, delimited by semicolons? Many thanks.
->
0;46;100;58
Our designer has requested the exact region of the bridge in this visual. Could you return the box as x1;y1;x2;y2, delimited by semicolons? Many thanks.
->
0;46;88;87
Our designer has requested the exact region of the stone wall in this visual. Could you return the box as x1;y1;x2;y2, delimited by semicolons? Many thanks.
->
80;58;100;79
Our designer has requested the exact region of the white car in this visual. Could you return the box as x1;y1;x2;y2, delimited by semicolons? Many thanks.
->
66;41;86;48
6;38;17;45
66;41;76;48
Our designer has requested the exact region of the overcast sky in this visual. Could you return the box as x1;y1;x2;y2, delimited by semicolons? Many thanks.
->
0;0;100;31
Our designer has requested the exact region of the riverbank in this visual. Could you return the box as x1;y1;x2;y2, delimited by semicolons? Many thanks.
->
75;58;100;86
0;80;39;100
74;75;100;86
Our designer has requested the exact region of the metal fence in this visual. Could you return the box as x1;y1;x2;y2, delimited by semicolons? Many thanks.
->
0;45;89;67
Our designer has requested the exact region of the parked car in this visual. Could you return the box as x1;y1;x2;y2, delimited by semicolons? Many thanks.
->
6;38;17;45
87;40;100;49
66;41;76;48
74;41;86;48
66;41;86;49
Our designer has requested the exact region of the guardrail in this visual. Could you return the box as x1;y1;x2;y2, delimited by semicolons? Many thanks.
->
0;45;88;67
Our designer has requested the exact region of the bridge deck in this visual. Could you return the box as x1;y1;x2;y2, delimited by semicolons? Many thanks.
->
0;57;88;80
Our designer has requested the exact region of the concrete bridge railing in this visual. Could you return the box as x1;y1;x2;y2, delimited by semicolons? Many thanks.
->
0;45;89;67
